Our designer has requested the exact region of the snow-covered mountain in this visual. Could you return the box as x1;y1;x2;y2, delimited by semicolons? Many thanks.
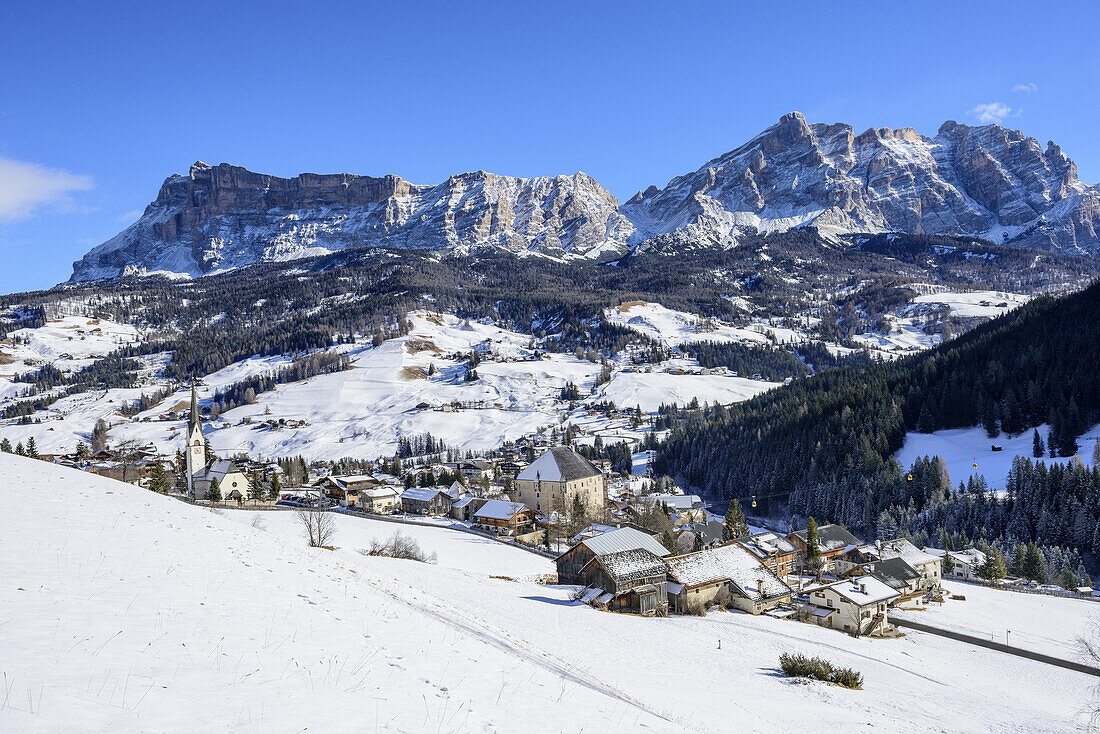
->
623;112;1100;253
70;113;1100;281
71;163;634;280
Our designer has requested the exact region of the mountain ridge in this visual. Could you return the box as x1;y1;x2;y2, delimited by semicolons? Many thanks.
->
70;112;1100;282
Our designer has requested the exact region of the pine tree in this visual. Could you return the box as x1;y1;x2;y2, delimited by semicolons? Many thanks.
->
722;499;749;541
660;530;677;554
1011;545;1028;577
14;442;24;456
942;550;954;575
1033;429;1044;458
248;475;266;503
75;441;88;459
804;516;824;576
269;474;282;501
208;477;222;504
1021;543;1046;582
1092;439;1100;467
149;460;168;493
978;548;1006;582
25;437;39;460
0;438;10;453
692;533;705;552
1058;566;1078;590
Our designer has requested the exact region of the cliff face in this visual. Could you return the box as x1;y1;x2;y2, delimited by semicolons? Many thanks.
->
71;163;633;280
71;114;1100;282
622;112;1100;253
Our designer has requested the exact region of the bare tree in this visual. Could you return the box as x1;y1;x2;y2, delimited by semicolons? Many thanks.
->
297;506;336;548
1078;627;1100;728
365;532;437;563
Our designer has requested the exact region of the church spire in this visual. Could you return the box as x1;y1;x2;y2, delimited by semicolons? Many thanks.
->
188;381;199;431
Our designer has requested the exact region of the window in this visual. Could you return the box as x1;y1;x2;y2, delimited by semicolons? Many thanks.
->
826;599;832;607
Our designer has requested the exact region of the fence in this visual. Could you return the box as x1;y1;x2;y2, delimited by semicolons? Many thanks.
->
892;617;1100;677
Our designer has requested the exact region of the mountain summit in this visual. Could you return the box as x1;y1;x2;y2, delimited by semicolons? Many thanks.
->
70;113;1100;281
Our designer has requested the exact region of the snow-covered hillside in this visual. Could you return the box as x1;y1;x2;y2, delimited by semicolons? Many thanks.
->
895;424;1100;493
0;311;793;459
1;454;1094;732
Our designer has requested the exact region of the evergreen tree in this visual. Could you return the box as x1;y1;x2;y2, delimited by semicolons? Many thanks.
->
1058;566;1078;590
660;530;677;555
722;499;749;541
14;442;24;456
942;551;954;575
693;533;705;552
1011;545;1028;577
25;437;39;459
1092;439;1100;468
75;440;88;459
1021;543;1046;582
804;516;824;576
208;477;222;504
149;460;169;493
978;548;1006;582
248;475;266;503
1032;429;1044;458
269;474;282;501
0;438;10;453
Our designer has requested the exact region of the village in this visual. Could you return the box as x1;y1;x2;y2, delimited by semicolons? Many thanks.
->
6;381;1083;646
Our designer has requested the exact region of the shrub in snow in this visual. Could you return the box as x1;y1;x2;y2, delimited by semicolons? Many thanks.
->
779;653;862;689
366;532;437;564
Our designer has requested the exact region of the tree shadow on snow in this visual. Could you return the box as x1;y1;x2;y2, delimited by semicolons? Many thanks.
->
520;595;581;607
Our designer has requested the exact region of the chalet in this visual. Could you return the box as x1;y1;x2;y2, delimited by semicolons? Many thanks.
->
556;527;670;583
399;487;452;516
359;486;399;514
640;493;704;512
457;460;495;481
450;495;488;521
799;576;899;636
789;524;862;573
878;538;941;589
852;557;923;598
314;474;378;508
514;447;606;514
497;460;526;480
924;547;986;581
576;548;669;616
666;543;792;615
733;532;800;578
472;500;537;535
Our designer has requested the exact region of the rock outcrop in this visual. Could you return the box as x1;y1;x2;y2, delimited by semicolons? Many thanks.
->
71;114;1100;281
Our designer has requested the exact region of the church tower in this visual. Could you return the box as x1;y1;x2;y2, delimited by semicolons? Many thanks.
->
185;383;205;497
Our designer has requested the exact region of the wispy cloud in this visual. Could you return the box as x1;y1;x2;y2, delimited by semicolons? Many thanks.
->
118;209;144;223
0;157;93;222
969;102;1017;124
1012;82;1038;94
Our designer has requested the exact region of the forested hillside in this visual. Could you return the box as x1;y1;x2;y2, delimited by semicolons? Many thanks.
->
655;279;1100;574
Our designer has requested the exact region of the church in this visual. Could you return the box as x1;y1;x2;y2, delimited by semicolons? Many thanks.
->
184;385;250;502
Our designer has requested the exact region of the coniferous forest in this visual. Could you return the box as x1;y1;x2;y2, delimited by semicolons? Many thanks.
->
655;279;1100;571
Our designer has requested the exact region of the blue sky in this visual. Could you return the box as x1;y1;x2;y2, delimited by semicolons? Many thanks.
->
1;1;1097;293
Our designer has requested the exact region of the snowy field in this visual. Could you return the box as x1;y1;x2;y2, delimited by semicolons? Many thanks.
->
894;580;1097;659
896;424;1100;492
598;370;780;411
1;453;1095;733
0;316;141;379
910;289;1030;319
604;301;770;346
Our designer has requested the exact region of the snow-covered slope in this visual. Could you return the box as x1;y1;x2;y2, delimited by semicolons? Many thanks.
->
895;423;1100;493
1;453;1093;732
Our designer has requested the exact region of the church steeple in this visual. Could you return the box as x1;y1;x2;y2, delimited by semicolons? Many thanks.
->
188;382;199;432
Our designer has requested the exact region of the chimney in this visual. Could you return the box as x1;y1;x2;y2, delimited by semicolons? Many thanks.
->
859;582;867;594
757;578;765;595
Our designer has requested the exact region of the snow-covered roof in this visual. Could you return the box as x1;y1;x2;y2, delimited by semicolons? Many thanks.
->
446;481;465;499
474;500;530;521
579;527;670;559
640;493;702;511
400;487;445;502
868;557;921;590
880;538;940;568
516;447;601;483
736;531;798;558
451;495;480;509
808;576;899;606
792;524;862;552
571;523;618;542
666;544;791;601
362;486;398;499
593;549;668;584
